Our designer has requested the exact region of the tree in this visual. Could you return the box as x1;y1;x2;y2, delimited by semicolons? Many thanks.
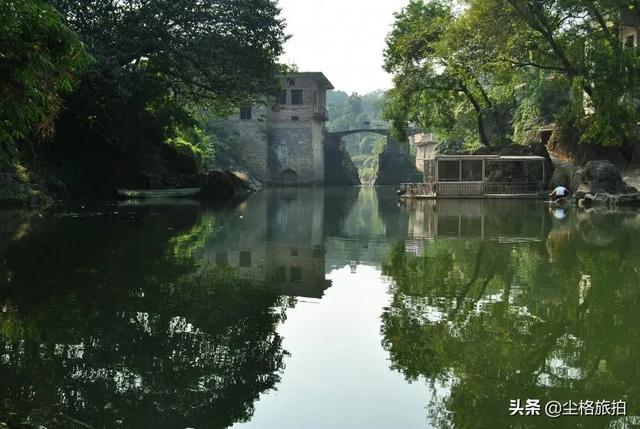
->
466;0;640;147
384;0;640;152
34;0;289;192
0;0;88;161
384;0;503;147
50;0;288;110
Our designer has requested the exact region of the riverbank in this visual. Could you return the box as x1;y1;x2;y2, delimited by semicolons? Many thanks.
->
0;165;53;208
0;161;253;208
623;166;640;190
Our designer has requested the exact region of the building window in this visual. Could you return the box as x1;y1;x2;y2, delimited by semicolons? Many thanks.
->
240;106;252;120
239;251;252;267
216;252;228;265
276;266;286;282
626;34;636;48
291;249;298;256
313;91;317;108
290;267;302;283
291;116;299;121
277;90;287;105
291;89;303;105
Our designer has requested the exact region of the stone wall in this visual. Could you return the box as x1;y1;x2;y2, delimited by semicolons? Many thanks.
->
217;73;331;186
268;126;318;185
219;105;270;182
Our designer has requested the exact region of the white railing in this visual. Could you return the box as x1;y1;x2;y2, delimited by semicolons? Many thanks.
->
401;181;543;198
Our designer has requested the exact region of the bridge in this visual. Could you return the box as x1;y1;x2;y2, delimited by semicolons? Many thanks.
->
324;125;392;152
324;122;420;146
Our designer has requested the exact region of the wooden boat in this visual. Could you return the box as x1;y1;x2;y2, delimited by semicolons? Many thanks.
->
117;198;200;207
117;188;201;198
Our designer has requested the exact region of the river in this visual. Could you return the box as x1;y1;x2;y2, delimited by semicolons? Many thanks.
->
1;188;639;428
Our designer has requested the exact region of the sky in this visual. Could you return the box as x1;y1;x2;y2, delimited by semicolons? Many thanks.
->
276;0;409;95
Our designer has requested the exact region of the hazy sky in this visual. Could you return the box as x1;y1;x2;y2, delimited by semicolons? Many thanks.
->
277;0;409;95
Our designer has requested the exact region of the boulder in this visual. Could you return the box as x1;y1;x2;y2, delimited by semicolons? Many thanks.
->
374;139;421;186
580;192;640;207
574;160;637;198
199;170;253;199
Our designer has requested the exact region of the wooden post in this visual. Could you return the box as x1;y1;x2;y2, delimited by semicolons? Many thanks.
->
481;158;486;196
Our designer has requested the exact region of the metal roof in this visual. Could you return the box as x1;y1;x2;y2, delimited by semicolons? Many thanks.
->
434;154;545;161
279;72;334;89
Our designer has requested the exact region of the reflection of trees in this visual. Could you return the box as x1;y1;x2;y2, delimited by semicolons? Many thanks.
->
382;211;640;428
0;207;287;429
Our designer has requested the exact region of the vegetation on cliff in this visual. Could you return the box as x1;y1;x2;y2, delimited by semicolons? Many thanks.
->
384;0;640;161
1;0;288;202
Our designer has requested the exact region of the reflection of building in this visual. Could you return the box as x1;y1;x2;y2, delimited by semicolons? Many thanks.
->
221;72;334;186
403;199;549;253
201;190;331;299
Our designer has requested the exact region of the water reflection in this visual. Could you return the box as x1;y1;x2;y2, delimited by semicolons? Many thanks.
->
382;203;640;428
0;204;287;428
200;190;330;299
0;190;638;428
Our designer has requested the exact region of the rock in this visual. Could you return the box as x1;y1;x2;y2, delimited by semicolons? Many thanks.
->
579;192;640;207
324;142;361;186
549;159;580;191
374;139;421;186
39;174;68;196
199;170;253;199
574;160;630;198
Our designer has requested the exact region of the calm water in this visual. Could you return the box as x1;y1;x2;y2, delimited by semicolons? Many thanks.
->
1;188;639;428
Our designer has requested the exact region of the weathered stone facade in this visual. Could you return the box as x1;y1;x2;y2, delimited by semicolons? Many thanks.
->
410;132;437;175
222;72;333;186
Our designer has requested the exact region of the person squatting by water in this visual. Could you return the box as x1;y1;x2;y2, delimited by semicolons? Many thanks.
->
549;185;569;202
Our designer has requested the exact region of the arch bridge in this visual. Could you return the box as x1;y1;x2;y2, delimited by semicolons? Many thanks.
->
324;128;393;148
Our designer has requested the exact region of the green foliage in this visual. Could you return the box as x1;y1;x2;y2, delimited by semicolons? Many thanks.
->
1;0;288;191
50;0;288;112
384;0;640;150
381;207;640;427
0;208;288;428
0;0;89;160
327;90;388;182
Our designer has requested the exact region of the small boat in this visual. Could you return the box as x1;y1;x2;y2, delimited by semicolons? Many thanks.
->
117;188;201;198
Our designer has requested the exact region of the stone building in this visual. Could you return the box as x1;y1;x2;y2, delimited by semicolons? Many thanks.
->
224;72;334;186
410;132;437;175
620;10;640;48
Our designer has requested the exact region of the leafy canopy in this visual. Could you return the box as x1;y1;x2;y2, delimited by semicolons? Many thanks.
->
384;0;640;149
0;0;88;159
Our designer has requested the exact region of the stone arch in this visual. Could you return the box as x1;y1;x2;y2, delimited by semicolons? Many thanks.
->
280;169;298;186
